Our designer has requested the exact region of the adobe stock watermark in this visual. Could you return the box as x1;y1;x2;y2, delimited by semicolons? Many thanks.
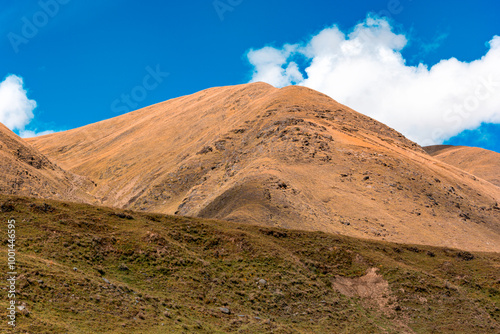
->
7;0;72;54
6;218;17;328
355;0;412;45
377;0;412;20
423;74;500;146
111;65;169;114
213;0;243;21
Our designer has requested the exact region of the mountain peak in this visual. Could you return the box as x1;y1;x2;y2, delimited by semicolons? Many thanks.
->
23;84;500;252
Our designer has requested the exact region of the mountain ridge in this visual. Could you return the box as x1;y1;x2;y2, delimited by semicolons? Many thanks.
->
17;82;500;251
425;145;500;187
0;122;95;203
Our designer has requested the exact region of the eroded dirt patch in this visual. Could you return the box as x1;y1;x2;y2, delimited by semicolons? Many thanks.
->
332;268;414;333
332;268;400;314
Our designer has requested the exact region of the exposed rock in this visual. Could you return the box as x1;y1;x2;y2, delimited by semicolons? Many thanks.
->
220;307;231;314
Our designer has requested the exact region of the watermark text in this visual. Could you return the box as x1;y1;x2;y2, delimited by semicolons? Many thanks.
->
6;219;17;327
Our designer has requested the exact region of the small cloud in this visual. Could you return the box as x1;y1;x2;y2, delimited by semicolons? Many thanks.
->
0;74;54;137
247;44;303;87
19;129;55;138
0;74;36;131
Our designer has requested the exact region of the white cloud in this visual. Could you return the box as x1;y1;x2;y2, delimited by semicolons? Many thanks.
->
0;74;37;131
0;74;54;138
247;44;304;87
246;16;500;145
19;129;55;138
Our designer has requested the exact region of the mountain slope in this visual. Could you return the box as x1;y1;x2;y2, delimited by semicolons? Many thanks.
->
1;195;499;333
0;123;95;203
425;145;500;187
27;83;500;251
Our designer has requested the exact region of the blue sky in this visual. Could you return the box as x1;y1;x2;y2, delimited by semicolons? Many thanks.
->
1;0;499;152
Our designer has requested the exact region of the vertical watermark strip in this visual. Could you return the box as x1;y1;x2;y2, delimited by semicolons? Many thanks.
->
6;219;17;327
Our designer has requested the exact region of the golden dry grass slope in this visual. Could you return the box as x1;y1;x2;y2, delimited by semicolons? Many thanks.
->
0;123;95;203
425;145;500;188
26;83;500;252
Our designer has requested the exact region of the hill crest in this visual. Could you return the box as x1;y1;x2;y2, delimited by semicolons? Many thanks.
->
424;145;500;188
0;123;95;202
20;83;500;251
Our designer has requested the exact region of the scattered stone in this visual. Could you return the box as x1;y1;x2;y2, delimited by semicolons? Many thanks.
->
73;267;78;271
30;203;55;213
17;305;30;316
103;278;111;284
111;212;134;219
119;264;129;271
0;203;14;212
459;212;470;220
457;251;474;261
258;279;267;285
220;307;231;314
197;146;213;155
405;246;420;253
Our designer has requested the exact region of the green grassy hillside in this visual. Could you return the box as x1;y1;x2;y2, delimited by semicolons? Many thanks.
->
0;195;499;333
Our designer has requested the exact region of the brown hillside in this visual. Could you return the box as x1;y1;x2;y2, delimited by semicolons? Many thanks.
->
0;123;95;202
27;83;500;252
425;145;500;187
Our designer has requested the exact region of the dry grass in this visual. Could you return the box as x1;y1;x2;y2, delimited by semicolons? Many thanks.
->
24;83;500;252
425;145;500;187
0;195;499;333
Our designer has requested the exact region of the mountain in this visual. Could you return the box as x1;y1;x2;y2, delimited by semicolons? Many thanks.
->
425;145;500;187
0;122;95;203
26;83;500;251
1;194;499;333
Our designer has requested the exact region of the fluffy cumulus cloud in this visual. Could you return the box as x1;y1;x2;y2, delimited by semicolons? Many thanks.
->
0;75;36;131
0;74;53;138
246;16;500;145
